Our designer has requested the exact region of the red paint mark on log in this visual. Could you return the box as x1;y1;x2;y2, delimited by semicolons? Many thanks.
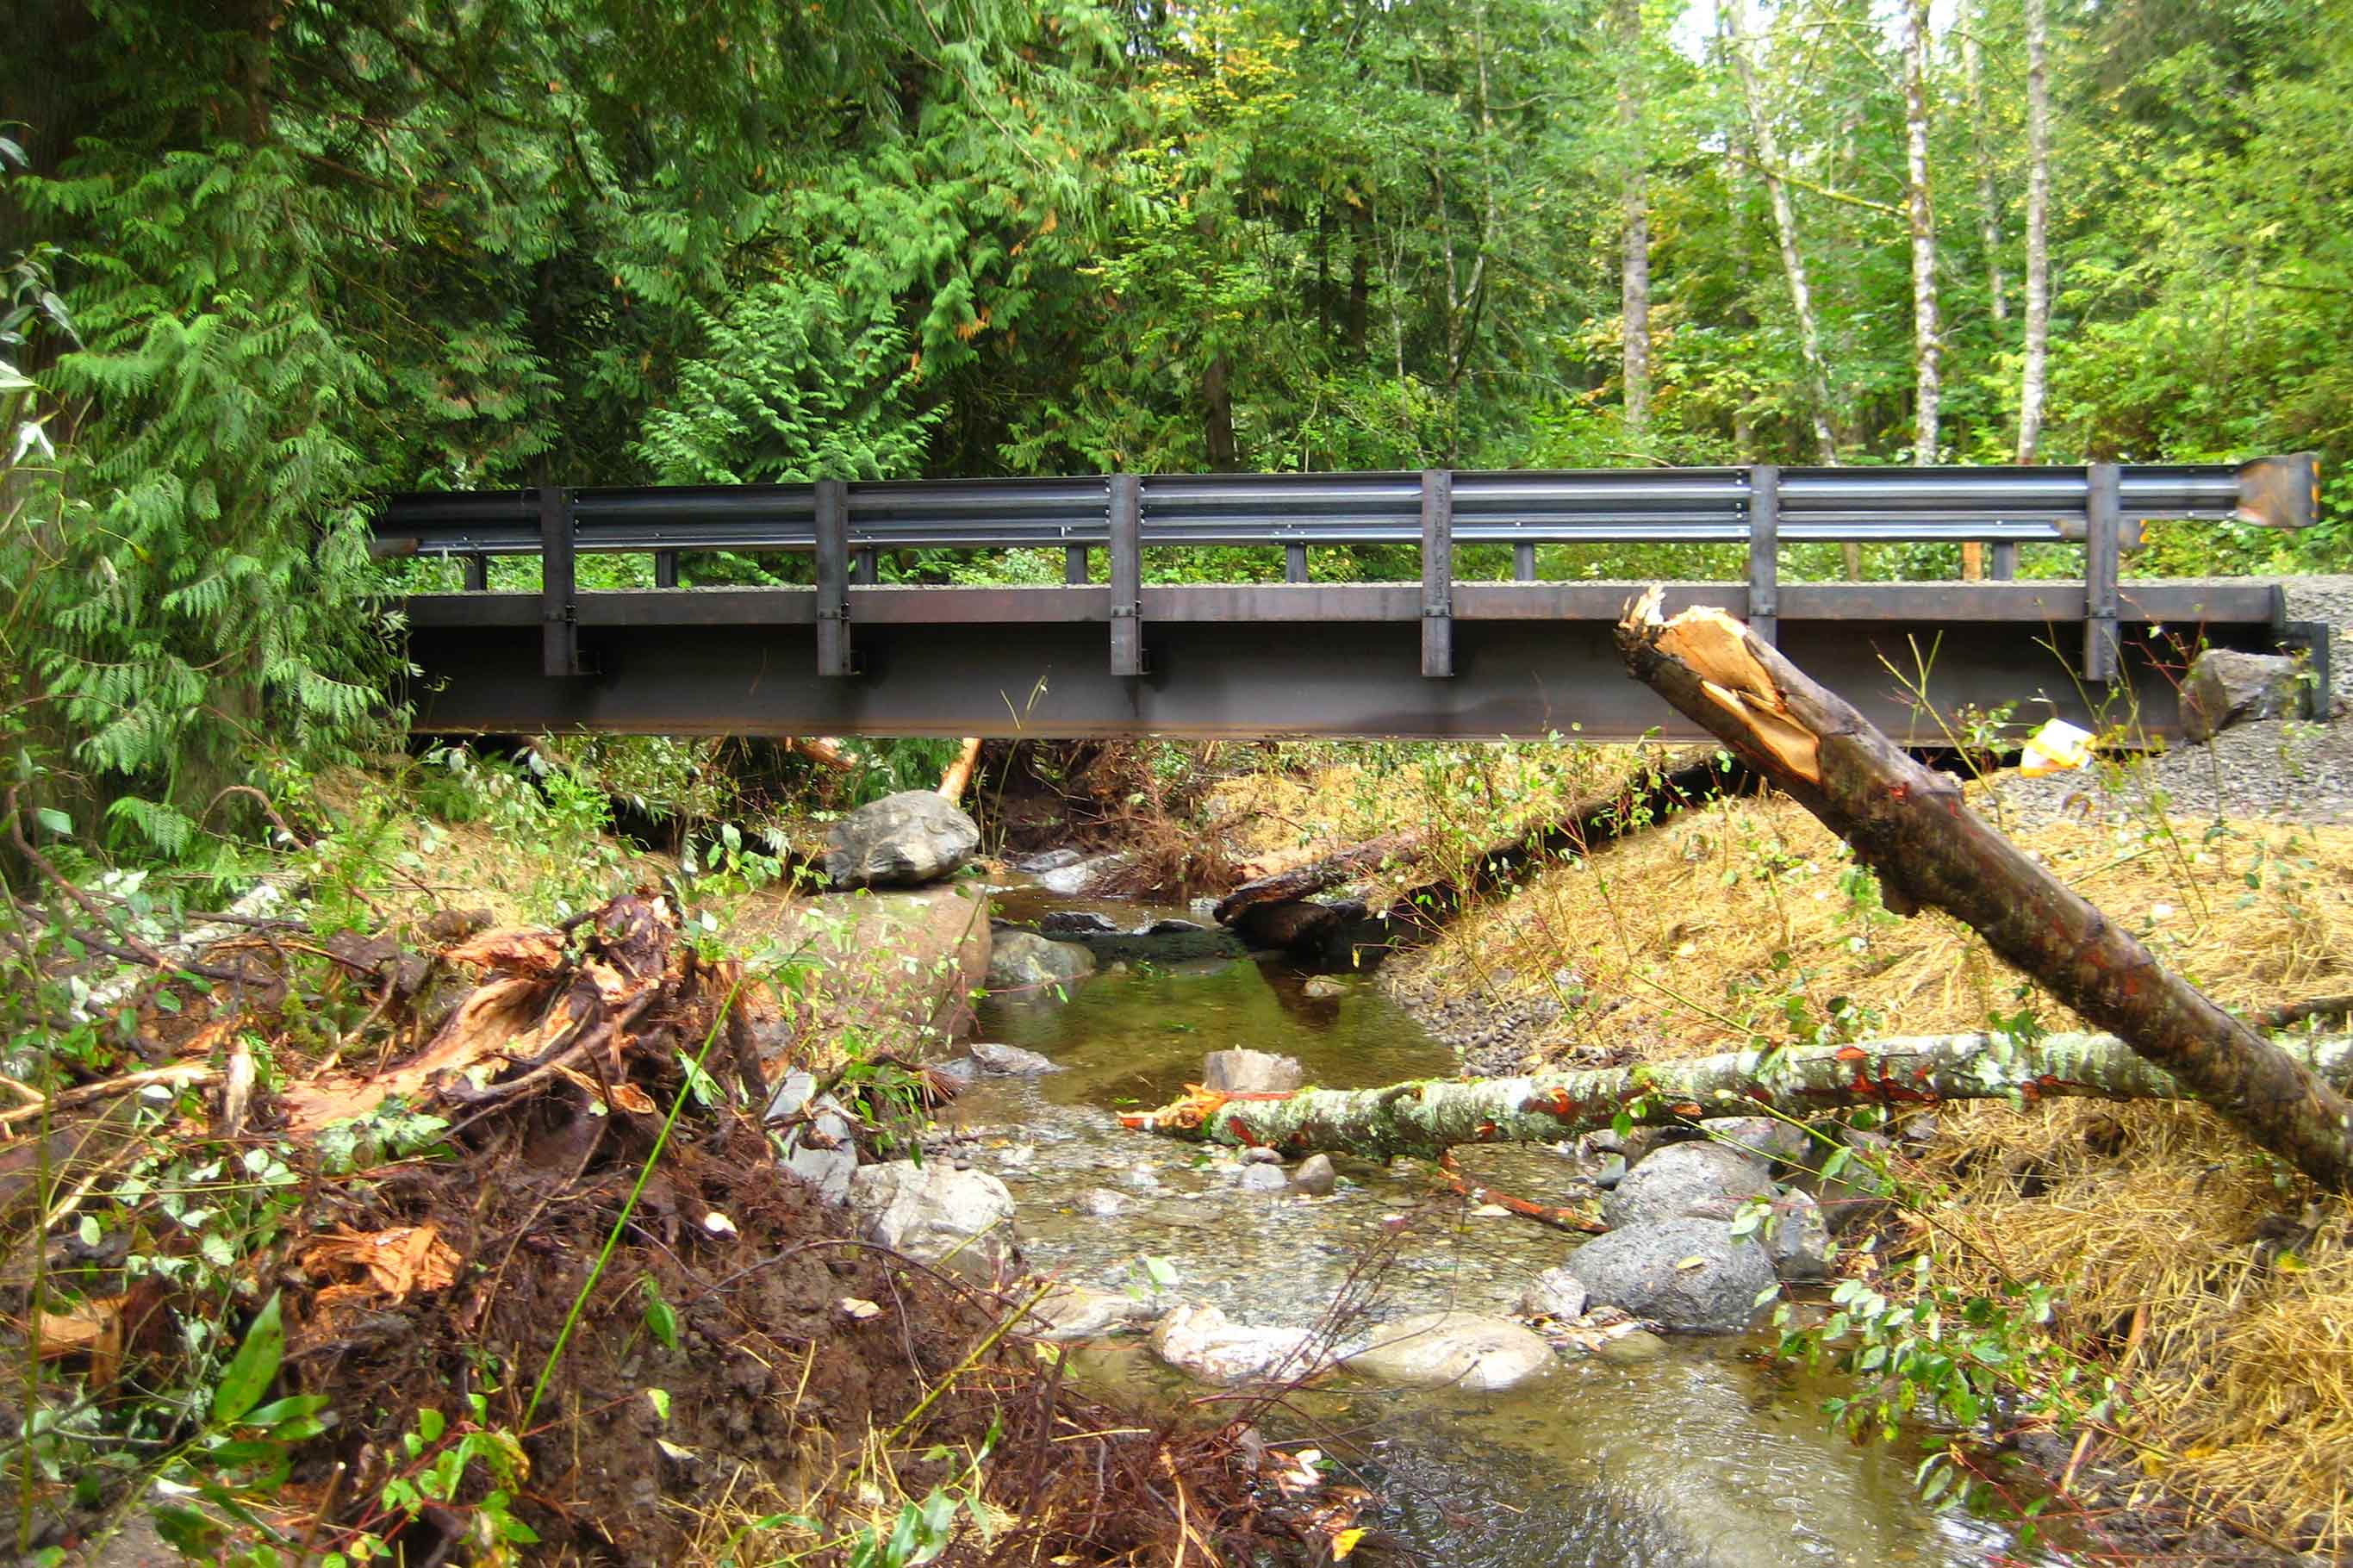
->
1835;1045;1870;1063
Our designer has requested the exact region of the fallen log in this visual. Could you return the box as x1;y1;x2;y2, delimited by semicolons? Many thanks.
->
1118;1030;2353;1160
1211;746;1726;927
1615;588;2353;1191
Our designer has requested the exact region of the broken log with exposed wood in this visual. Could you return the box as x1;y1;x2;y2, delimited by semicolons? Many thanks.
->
937;737;985;803
1615;588;2353;1192
1211;745;1726;928
1119;1030;2353;1161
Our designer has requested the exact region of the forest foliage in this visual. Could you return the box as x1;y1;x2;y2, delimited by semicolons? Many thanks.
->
4;0;2352;851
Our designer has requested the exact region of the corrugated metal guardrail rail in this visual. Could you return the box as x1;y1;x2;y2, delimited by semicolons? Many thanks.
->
373;455;2318;688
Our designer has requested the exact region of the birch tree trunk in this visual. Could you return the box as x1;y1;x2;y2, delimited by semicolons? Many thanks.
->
1121;1031;2353;1160
2017;0;2053;463
1730;0;1837;467
1902;0;1942;469
1615;0;1652;438
1614;591;2353;1191
1964;19;2007;326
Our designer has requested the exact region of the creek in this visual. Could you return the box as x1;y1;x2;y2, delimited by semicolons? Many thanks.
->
948;883;2048;1568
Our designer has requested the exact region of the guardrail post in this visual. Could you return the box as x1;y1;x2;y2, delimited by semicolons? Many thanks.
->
654;550;679;588
815;477;855;677
1111;473;1144;676
852;549;878;586
538;485;580;677
1990;542;2017;580
1747;464;1779;647
1285;542;1308;583
1421;470;1454;677
2085;461;2121;683
1065;545;1089;585
462;554;488;592
1514;542;1536;582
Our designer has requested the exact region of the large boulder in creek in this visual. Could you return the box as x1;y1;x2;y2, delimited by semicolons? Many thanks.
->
1344;1311;1556;1391
1201;1048;1304;1095
1602;1141;1775;1230
847;1160;1018;1277
987;930;1097;993
1148;1304;1322;1384
1562;1217;1776;1334
2181;649;2311;743
825;790;980;889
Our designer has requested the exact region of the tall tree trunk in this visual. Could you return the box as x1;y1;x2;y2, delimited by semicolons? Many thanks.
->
1965;19;2007;325
1730;3;1838;469
1731;1;1846;576
2017;0;2053;462
1347;201;1371;358
1902;0;1941;469
1615;591;2353;1192
1204;352;1238;470
1615;0;1652;439
1123;1030;2353;1160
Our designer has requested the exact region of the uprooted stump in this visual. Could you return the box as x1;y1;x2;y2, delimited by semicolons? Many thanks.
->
12;891;1320;1566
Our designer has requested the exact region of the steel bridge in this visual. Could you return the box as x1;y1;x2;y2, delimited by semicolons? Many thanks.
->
375;456;2325;743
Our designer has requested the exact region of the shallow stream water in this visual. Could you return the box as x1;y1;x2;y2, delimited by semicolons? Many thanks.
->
954;887;2041;1568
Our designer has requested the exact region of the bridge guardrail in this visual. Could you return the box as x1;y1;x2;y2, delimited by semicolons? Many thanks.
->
371;456;2318;684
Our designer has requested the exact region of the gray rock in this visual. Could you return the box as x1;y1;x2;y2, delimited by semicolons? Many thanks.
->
1119;1164;1163;1192
765;1069;857;1204
1602;1141;1774;1230
825;791;981;889
1300;976;1346;1000
2182;649;2310;743
847;1160;1018;1274
928;1055;980;1092
1700;1116;1813;1169
1040;910;1122;935
1344;1311;1555;1391
1201;1048;1304;1095
1593;1328;1669;1365
1075;1187;1129;1217
1237;1163;1290;1193
1518;1266;1590;1321
1149;1304;1319;1384
1766;1189;1833;1285
1239;1146;1284;1166
1290;1153;1338;1197
1038;854;1124;896
1027;1284;1154;1341
966;1042;1061;1075
1562;1217;1776;1333
1145;918;1207;936
987;930;1098;992
1017;849;1085;874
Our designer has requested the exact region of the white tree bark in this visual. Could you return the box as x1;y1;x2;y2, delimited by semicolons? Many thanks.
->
1964;19;2007;325
2017;0;2053;462
1616;0;1652;437
1122;1031;2353;1161
1731;0;1837;466
1902;0;1942;468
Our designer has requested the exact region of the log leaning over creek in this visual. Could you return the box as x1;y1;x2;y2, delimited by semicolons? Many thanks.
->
1614;588;2353;1190
1118;1031;2353;1161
